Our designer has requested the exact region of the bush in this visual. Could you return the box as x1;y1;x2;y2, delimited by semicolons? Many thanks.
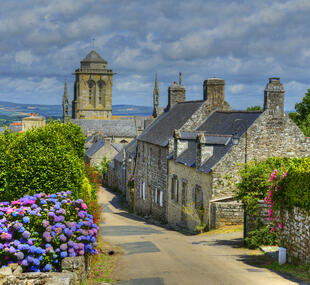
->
272;157;310;211
0;191;98;272
245;225;279;249
235;157;294;213
1;122;86;201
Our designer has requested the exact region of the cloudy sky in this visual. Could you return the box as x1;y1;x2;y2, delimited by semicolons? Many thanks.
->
1;0;310;110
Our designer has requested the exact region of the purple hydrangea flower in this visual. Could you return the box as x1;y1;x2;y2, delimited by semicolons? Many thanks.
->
43;263;52;272
60;243;67;251
22;217;30;223
22;231;31;239
59;234;67;242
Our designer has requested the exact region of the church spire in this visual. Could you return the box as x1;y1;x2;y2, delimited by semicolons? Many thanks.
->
152;73;159;118
62;80;70;123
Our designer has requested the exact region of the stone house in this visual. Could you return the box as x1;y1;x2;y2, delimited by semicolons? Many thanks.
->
167;78;310;231
107;139;138;200
134;78;231;223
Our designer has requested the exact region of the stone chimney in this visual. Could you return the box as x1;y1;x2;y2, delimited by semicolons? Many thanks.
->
264;77;285;118
196;133;213;168
203;78;225;108
167;80;186;111
173;130;188;159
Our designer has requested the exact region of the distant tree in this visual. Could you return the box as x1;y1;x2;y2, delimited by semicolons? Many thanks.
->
246;105;263;111
289;89;310;136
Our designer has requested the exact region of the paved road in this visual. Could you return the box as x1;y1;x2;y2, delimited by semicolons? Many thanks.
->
99;187;301;285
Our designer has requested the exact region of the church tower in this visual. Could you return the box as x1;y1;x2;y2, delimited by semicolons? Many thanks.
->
152;73;160;118
72;50;114;120
62;80;70;123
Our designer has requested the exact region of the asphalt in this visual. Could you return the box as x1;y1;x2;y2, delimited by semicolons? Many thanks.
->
99;187;303;285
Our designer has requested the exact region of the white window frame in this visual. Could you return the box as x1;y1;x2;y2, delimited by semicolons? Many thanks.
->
154;188;158;204
142;181;146;200
159;190;163;207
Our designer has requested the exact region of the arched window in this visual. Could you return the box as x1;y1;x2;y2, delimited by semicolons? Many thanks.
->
97;80;106;106
87;80;95;105
120;139;128;144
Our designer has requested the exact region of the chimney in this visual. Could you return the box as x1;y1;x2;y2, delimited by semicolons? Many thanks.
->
167;79;186;110
203;78;225;108
264;77;285;118
173;130;188;159
30;113;33;117
196;133;213;168
35;113;38;117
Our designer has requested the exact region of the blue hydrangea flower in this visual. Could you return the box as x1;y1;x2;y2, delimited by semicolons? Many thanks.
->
22;217;30;223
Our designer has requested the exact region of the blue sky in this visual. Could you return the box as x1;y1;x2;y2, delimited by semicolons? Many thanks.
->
1;0;310;110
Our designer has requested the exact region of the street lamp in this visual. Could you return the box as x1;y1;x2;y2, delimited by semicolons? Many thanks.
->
232;118;248;244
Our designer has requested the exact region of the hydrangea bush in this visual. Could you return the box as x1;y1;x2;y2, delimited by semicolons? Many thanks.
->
0;191;98;272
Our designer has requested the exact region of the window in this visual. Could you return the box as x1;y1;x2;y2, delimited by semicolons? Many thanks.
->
171;175;178;202
142;181;146;200
87;80;95;104
159;190;163;207
194;185;203;209
154;188;158;204
139;179;143;199
97;80;105;105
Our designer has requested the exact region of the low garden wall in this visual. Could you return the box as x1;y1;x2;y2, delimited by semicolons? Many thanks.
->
209;200;244;229
246;200;270;234
0;255;90;285
280;207;310;264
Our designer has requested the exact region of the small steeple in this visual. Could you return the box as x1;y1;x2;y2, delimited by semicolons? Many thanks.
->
152;73;160;118
62;80;70;123
179;72;182;85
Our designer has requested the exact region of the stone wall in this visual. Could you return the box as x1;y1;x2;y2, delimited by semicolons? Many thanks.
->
280;207;310;264
210;200;244;229
0;256;90;285
134;141;168;222
245;201;270;234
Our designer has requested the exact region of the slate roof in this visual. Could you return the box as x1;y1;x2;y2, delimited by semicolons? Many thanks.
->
85;139;104;158
81;50;107;64
73;119;137;137
125;139;138;158
175;111;263;173
114;150;125;162
111;143;125;153
197;111;262;135
138;100;204;147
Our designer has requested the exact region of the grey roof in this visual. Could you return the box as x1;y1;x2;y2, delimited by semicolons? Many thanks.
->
197;111;262;135
73;119;137;137
175;111;262;173
85;139;104;158
114;150;125;162
111;143;125;153
125;139;138;158
85;136;93;143
138;100;204;147
81;50;107;64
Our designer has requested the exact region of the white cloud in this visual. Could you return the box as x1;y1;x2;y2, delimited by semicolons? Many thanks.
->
15;51;34;66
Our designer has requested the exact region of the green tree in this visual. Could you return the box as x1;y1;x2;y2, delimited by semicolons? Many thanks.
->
1;122;86;201
246;105;263;111
289;89;310;136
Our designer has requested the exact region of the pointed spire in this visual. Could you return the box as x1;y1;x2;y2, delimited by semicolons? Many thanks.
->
155;73;158;89
63;80;70;123
64;80;68;99
153;73;160;118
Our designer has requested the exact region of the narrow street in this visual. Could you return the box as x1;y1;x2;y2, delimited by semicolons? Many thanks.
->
99;187;300;285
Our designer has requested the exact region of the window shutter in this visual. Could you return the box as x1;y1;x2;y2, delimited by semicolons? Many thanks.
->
139;179;143;199
142;182;146;200
154;188;158;204
159;190;163;207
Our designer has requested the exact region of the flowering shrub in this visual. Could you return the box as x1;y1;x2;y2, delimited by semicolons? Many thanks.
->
127;174;134;189
0;191;98;272
264;169;287;233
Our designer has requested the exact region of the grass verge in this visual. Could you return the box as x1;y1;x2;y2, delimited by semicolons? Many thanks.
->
83;235;122;285
262;261;310;284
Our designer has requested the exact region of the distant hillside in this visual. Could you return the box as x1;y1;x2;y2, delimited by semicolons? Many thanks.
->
0;101;152;126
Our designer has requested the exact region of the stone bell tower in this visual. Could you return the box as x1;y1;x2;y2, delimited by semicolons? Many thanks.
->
72;50;114;120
